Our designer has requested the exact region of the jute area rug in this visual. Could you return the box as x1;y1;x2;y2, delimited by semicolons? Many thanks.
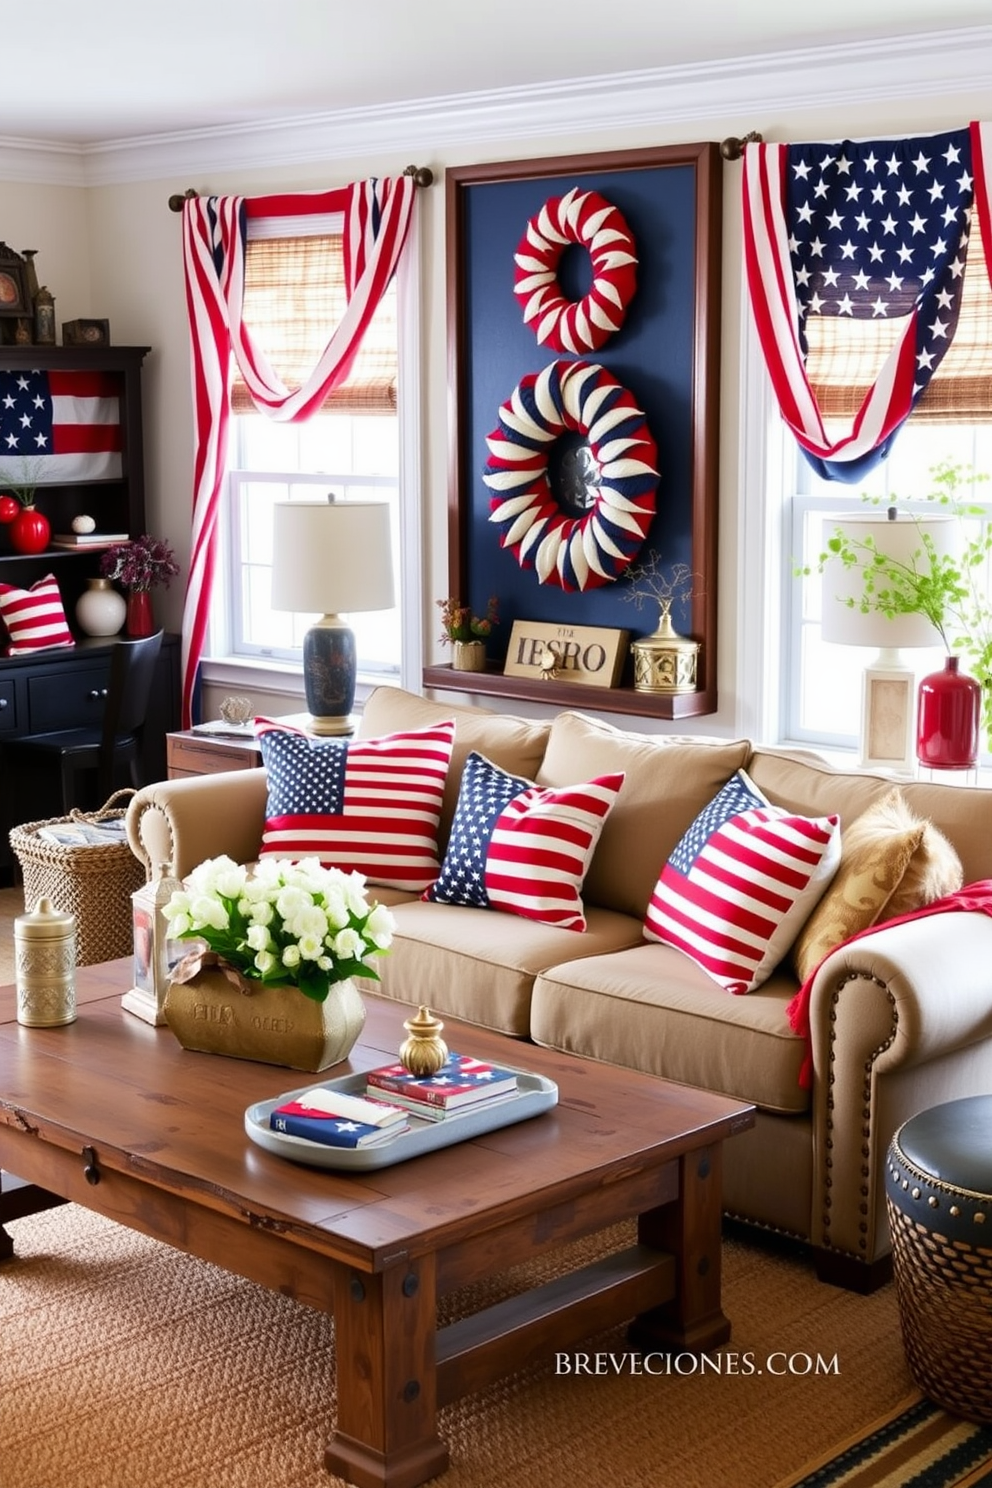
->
0;1203;914;1488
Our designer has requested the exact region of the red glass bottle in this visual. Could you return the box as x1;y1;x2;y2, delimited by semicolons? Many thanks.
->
916;655;981;769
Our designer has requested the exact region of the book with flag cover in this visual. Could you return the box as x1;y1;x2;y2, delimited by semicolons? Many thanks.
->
364;1086;521;1123
269;1095;408;1148
365;1053;520;1110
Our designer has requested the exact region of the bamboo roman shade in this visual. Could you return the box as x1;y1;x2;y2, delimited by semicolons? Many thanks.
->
231;234;397;415
806;207;992;424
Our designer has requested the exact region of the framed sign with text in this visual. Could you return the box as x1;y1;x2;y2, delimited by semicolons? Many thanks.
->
503;620;628;688
440;142;722;720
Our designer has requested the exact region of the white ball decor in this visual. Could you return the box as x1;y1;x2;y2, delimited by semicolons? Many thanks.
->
72;514;96;534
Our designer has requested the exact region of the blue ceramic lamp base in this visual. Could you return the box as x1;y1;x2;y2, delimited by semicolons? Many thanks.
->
303;616;356;735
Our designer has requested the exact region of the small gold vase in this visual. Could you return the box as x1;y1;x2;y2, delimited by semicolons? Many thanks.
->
631;610;701;694
451;640;487;672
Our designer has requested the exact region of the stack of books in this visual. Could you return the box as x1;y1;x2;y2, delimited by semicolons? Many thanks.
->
365;1053;520;1122
269;1086;409;1148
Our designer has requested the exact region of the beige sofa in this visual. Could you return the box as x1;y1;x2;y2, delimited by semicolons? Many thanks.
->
127;685;992;1291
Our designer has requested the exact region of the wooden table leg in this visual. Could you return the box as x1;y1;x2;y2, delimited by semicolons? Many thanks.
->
326;1252;449;1488
628;1141;731;1353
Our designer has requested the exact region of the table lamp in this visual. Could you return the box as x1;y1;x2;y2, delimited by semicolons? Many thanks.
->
820;510;955;774
271;497;395;735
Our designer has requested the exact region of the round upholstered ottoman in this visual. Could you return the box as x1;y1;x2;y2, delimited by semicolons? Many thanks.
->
885;1095;992;1423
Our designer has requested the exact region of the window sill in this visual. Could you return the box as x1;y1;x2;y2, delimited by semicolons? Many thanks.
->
199;654;394;710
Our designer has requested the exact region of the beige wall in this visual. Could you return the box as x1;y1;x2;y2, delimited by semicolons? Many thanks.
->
2;77;990;736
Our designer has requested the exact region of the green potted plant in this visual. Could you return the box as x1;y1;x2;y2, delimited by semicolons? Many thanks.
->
816;461;992;757
437;595;499;671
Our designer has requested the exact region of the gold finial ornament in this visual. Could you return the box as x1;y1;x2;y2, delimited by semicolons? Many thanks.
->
399;1005;449;1076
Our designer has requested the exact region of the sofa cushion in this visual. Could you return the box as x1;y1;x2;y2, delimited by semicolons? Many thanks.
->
424;750;624;930
0;572;75;655
644;769;841;994
255;717;454;891
359;898;645;1037
792;788;963;982
359;686;551;855
530;943;809;1114
535;710;752;918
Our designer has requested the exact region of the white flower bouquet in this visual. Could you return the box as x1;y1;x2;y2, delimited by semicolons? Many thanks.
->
162;855;395;1003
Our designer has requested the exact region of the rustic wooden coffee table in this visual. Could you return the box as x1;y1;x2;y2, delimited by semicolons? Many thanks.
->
0;961;754;1488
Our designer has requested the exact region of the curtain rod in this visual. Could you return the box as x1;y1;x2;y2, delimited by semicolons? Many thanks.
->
167;163;434;212
720;131;763;160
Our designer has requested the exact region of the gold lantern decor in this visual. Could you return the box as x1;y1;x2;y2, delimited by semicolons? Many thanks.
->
622;554;702;695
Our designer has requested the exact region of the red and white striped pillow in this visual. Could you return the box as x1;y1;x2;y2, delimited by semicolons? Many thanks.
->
256;717;455;892
643;769;841;994
424;750;624;930
0;573;75;655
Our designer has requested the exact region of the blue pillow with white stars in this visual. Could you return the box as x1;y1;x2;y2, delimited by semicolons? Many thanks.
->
423;750;624;931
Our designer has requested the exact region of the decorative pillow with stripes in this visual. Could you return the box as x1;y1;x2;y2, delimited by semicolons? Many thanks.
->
256;717;455;892
0;572;75;655
643;768;841;994
423;750;624;931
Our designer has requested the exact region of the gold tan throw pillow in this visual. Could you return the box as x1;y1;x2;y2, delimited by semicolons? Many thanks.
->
792;788;963;983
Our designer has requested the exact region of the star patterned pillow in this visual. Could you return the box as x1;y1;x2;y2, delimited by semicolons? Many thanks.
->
256;717;455;892
424;750;624;931
643;768;841;994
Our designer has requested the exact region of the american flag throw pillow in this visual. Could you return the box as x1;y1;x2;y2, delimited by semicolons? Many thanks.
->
256;718;455;891
0;572;75;655
643;769;840;994
424;750;624;931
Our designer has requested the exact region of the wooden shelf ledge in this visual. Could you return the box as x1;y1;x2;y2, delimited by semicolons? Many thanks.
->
422;665;715;721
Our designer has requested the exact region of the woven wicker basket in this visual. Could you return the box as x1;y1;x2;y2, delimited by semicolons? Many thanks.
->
9;791;146;967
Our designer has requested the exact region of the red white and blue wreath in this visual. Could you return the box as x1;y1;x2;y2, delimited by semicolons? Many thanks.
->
513;188;638;354
484;360;659;592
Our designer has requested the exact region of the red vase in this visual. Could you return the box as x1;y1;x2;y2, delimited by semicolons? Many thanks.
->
9;505;50;554
916;656;981;769
125;589;154;638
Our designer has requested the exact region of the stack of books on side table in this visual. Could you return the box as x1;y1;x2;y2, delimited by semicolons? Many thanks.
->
269;1087;410;1148
365;1053;521;1121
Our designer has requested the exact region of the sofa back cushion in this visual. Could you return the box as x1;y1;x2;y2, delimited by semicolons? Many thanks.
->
535;710;752;918
750;746;992;886
359;687;552;855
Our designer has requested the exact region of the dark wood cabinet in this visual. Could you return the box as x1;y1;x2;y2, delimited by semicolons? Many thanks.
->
0;347;180;879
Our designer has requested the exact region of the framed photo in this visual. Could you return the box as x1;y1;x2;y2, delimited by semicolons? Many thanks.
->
861;665;916;775
62;318;111;346
503;619;628;688
442;142;722;718
0;257;30;318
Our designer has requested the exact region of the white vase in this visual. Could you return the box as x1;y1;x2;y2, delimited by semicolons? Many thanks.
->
75;577;127;637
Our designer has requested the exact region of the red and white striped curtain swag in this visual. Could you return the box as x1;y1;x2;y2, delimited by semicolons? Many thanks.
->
179;176;417;727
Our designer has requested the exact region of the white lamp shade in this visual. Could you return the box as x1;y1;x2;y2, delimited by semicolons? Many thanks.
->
271;500;395;616
820;512;958;650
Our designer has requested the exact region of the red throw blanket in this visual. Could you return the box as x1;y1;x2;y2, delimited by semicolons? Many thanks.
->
787;880;992;1088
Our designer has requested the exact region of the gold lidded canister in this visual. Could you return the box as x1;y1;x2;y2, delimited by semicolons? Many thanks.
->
15;897;77;1027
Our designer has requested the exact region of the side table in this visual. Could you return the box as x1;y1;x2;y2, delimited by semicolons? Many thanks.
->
166;729;262;778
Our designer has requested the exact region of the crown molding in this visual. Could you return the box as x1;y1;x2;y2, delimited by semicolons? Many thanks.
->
2;25;991;188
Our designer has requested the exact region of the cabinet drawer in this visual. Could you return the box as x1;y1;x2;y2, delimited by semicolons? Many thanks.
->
27;664;111;732
166;734;261;777
0;679;16;733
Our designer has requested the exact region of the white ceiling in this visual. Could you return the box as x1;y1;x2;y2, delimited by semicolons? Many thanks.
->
5;0;992;147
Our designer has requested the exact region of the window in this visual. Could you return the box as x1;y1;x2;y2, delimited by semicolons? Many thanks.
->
774;210;992;753
207;216;415;689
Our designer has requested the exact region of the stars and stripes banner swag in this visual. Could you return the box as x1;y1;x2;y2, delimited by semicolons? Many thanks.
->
425;750;624;930
0;369;122;483
644;770;840;995
179;176;417;727
256;718;454;892
743;122;992;482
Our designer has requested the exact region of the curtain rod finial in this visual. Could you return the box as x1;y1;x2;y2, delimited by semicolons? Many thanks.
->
720;131;763;161
403;165;434;188
168;188;199;213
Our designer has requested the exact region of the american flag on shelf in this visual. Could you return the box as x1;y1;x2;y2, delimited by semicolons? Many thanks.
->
743;122;992;482
0;369;122;483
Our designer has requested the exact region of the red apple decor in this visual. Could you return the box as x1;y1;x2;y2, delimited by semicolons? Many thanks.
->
0;493;20;525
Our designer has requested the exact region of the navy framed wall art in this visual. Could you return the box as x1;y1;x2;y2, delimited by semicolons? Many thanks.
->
433;142;722;720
